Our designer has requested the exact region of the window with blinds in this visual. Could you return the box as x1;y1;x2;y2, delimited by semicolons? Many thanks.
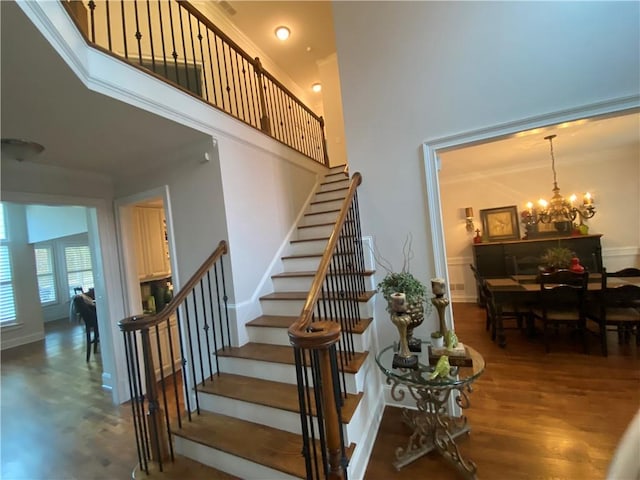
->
35;246;57;304
65;245;94;299
0;203;16;324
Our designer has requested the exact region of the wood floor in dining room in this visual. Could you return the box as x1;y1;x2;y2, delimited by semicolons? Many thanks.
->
1;303;638;480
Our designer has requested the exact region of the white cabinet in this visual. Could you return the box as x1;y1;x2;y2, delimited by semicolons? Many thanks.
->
133;206;170;281
148;315;182;380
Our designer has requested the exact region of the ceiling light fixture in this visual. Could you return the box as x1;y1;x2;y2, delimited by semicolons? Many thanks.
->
275;26;290;41
522;134;596;230
1;138;45;161
311;83;322;93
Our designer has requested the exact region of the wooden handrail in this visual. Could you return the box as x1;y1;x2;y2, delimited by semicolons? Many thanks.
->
119;240;228;332
288;172;362;348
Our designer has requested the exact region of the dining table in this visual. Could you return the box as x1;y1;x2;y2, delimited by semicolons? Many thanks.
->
484;273;640;347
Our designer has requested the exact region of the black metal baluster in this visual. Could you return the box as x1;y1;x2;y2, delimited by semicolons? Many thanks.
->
191;288;206;387
120;1;128;58
131;333;151;461
218;259;232;350
104;1;112;51
164;313;183;428
176;5;191;92
213;33;226;111
183;292;200;414
132;0;143;64
199;277;214;380
196;20;209;102
205;28;217;106
186;11;199;96
175;307;192;422
166;0;180;86
157;1;169;78
88;0;96;43
293;347;313;478
124;331;147;474
145;1;156;72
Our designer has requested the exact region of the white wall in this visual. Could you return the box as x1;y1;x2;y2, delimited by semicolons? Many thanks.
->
318;53;348;167
440;142;640;301
26;205;88;243
1;203;46;350
332;1;640;346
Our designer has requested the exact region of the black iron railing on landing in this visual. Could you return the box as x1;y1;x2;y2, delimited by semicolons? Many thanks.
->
61;0;328;166
289;172;366;480
118;240;230;474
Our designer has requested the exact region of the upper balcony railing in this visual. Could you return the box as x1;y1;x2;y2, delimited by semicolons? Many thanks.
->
62;0;329;166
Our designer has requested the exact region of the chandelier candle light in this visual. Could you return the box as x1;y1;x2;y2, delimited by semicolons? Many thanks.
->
522;134;596;229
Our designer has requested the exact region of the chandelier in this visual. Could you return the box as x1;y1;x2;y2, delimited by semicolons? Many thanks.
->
522;134;596;226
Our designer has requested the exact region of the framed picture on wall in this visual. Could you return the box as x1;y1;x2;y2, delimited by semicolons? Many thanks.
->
480;206;520;242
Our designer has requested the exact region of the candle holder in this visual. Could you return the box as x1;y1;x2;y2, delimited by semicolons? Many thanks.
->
430;278;449;337
389;293;418;369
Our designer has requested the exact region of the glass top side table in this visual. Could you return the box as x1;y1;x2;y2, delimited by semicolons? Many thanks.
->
375;341;486;479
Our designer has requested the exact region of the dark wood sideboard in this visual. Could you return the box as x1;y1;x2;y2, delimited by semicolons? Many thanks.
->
472;234;603;278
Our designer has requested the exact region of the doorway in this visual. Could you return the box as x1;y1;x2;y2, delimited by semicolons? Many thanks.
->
422;100;640;328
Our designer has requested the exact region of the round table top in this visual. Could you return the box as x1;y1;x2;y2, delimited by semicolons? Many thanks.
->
375;341;485;388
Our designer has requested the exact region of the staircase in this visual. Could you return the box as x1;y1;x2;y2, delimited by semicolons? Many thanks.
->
160;166;379;479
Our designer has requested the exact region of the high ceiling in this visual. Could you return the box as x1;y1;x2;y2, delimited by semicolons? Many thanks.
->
1;1;638;183
208;1;337;97
439;111;640;181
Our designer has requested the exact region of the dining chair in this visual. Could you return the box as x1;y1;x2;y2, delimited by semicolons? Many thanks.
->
587;268;640;356
469;264;523;339
71;294;100;362
531;269;589;353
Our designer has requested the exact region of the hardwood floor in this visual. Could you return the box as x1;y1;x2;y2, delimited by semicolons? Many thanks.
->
2;305;638;479
364;302;640;480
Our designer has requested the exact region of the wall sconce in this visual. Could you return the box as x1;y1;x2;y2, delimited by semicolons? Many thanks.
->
465;207;474;232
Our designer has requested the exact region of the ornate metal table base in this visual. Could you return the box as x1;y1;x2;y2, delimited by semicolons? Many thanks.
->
388;377;478;479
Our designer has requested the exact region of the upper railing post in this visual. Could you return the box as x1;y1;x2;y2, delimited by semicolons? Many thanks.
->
254;57;271;135
320;116;329;167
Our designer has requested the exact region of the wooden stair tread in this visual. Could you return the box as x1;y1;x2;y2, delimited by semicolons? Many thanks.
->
217;343;369;374
310;198;344;206
272;270;375;278
305;208;340;216
173;412;308;478
261;290;376;302
247;315;373;335
133;454;240;480
298;221;338;229
247;314;298;328
290;236;329;244
281;251;355;260
320;179;347;186
315;186;348;194
197;373;363;423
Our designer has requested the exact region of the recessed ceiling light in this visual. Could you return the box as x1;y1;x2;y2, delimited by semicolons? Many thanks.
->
275;26;290;41
312;83;322;93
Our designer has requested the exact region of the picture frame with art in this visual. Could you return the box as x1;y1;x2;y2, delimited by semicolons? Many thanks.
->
480;205;520;242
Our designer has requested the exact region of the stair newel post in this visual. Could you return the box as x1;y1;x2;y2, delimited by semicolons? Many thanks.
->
318;347;344;480
254;57;271;135
139;326;170;463
320;116;330;167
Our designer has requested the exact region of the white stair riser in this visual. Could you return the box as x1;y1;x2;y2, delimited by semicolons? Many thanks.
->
313;189;347;202
260;298;372;318
174;436;300;480
218;356;360;394
272;276;315;292
299;210;339;226
198;391;364;446
288;239;327;256
297;224;334;240
247;324;370;352
318;179;349;192
282;256;321;271
308;198;344;214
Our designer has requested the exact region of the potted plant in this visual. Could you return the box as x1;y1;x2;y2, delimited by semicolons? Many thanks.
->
430;330;444;348
540;246;574;271
377;270;432;352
